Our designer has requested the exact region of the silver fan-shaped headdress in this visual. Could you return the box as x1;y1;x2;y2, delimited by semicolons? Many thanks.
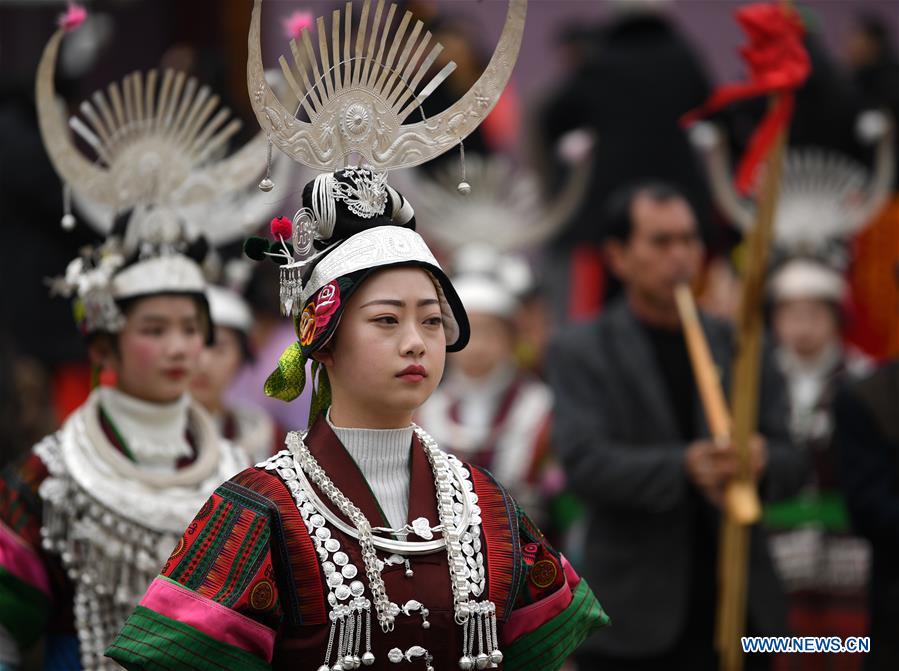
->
36;21;286;238
244;0;528;319
410;153;589;253
37;15;284;336
690;113;895;264
247;0;526;171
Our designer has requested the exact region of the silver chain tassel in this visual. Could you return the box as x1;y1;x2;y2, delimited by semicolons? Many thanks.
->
279;265;302;316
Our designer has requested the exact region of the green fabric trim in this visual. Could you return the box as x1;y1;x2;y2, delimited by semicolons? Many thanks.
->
172;501;238;589
106;605;270;671
763;492;850;532
503;578;609;671
0;566;50;649
100;407;137;462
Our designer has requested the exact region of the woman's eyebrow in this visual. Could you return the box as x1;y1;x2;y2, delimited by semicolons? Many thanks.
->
135;314;171;324
359;298;439;308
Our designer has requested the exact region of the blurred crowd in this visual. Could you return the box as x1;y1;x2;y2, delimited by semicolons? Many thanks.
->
2;1;899;669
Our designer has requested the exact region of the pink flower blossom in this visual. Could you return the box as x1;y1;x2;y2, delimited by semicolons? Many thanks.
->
282;10;314;41
313;281;341;329
58;4;87;32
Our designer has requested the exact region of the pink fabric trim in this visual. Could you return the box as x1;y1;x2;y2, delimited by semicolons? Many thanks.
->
0;521;50;597
140;577;276;662
501;554;581;644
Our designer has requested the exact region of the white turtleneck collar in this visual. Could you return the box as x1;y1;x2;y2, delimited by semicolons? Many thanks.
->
326;409;413;530
446;362;516;399
98;386;192;469
776;343;843;413
443;362;517;432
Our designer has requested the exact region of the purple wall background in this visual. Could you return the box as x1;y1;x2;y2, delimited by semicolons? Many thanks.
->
4;1;897;116
261;0;899;105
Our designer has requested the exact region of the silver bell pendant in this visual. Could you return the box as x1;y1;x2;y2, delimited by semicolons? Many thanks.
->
361;652;376;666
259;142;275;192
456;181;471;195
459;655;474;670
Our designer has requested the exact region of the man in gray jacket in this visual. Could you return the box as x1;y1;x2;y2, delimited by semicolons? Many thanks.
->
548;182;808;670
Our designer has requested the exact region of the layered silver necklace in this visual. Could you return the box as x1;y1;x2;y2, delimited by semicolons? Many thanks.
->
259;426;502;670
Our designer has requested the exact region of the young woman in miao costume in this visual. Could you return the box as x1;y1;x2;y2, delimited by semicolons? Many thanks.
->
107;0;608;669
0;5;303;666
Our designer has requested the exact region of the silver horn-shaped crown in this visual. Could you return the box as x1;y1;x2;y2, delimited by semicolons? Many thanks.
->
247;0;527;171
690;114;895;254
37;24;273;220
411;153;590;252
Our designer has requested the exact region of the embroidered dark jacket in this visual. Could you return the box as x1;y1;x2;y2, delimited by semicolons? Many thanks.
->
107;418;608;670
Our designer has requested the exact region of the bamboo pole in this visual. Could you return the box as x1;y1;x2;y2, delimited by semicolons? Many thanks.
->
674;284;731;443
676;282;760;522
674;284;758;666
717;118;789;671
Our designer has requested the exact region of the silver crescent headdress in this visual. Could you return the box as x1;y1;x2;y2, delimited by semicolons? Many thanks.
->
690;113;895;266
247;0;527;171
37;28;275;224
410;153;590;253
37;16;281;336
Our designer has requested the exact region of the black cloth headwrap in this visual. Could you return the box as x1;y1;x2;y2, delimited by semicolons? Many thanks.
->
306;168;416;252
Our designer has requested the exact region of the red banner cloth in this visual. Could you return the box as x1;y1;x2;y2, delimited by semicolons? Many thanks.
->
681;3;810;194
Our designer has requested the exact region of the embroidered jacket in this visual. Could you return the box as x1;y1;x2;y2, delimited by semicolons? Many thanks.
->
0;389;245;670
107;417;608;670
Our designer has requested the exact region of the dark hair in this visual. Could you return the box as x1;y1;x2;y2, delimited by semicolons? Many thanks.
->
766;294;845;332
237;330;254;363
216;325;254;364
85;293;212;359
855;13;895;60
118;293;210;341
603;181;691;243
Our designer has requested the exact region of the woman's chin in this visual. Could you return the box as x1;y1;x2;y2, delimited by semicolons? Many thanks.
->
369;392;429;420
145;379;191;403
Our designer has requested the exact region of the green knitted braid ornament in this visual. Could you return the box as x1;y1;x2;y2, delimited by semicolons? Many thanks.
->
264;341;307;401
